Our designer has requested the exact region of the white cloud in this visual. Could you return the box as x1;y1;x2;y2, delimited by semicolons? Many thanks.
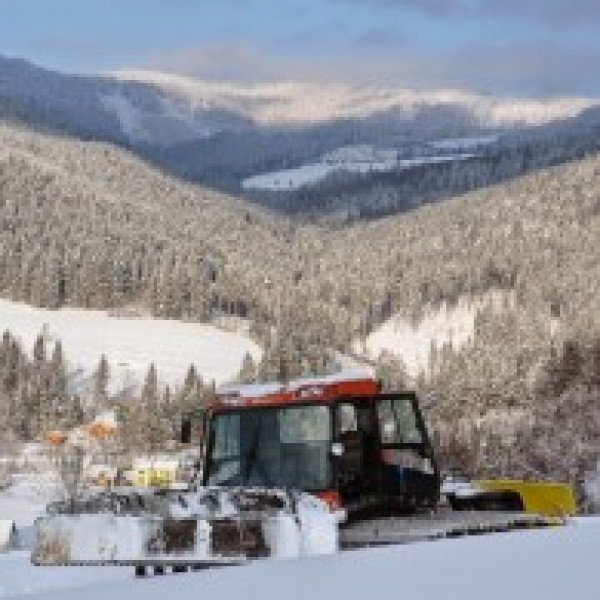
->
139;40;600;97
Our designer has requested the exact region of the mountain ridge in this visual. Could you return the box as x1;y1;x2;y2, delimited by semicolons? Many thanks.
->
110;68;597;127
3;55;600;221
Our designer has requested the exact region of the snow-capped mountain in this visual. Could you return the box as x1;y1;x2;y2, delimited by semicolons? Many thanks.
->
0;56;253;147
1;56;597;150
2;55;600;219
111;69;596;128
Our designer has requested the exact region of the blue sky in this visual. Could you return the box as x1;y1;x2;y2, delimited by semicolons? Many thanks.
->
1;0;600;96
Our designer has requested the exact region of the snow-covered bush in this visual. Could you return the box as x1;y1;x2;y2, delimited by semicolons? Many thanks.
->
584;462;600;513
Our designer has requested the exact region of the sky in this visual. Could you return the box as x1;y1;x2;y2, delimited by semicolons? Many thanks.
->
1;0;600;97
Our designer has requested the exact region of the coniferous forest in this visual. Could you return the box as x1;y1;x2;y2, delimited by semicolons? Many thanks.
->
1;116;600;486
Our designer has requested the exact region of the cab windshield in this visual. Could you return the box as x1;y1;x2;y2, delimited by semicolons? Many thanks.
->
205;405;331;490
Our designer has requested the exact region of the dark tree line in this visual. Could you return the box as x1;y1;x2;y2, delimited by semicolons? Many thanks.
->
0;329;79;442
0;327;214;452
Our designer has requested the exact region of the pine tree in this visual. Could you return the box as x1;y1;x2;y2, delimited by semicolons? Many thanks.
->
184;364;197;391
375;352;408;392
238;352;257;384
142;363;159;409
33;333;46;363
141;363;168;450
49;340;67;425
93;354;110;409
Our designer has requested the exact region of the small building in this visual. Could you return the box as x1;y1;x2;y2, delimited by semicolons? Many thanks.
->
85;464;119;488
130;457;180;488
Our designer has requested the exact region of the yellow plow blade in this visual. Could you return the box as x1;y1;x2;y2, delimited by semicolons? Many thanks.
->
475;479;577;517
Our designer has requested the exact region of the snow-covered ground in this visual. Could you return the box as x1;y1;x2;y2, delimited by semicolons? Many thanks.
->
0;299;262;393
355;290;514;380
1;467;597;599
0;552;130;598
243;163;345;191
0;473;63;528
1;519;598;599
429;135;499;151
100;93;155;144
242;145;474;192
100;92;214;145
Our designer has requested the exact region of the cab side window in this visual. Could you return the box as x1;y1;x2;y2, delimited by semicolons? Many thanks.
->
377;397;424;445
338;403;358;435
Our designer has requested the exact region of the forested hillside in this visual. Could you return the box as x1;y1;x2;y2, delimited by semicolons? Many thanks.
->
0;122;289;321
1;119;600;483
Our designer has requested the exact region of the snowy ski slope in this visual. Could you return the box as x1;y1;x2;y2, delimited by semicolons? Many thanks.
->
356;290;514;380
0;299;262;393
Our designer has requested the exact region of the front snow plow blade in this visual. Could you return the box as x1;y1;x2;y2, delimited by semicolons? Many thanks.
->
475;480;577;517
32;488;338;569
32;514;238;567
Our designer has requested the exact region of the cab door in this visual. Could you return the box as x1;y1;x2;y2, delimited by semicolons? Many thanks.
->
333;401;380;513
375;393;439;511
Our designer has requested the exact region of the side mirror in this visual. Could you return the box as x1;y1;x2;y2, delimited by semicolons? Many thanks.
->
181;419;192;445
331;442;345;457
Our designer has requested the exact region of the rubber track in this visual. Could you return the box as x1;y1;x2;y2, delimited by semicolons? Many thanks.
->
339;511;564;548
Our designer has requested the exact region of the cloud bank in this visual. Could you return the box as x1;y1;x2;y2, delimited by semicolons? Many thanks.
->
346;0;600;26
143;40;600;97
